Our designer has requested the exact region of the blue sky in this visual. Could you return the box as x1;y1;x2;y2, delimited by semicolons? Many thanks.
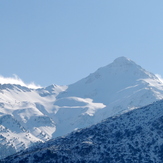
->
1;1;163;87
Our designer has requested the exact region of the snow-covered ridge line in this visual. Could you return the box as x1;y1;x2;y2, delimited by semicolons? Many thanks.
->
1;56;163;159
3;99;163;162
0;74;41;89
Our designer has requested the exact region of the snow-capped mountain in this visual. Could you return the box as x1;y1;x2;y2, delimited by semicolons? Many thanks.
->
2;99;163;163
1;56;163;159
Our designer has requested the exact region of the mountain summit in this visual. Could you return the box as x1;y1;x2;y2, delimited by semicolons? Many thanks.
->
109;56;154;79
60;56;162;104
111;56;137;66
1;57;163;159
109;56;139;70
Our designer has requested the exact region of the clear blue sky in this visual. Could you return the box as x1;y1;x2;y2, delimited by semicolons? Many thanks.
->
1;1;163;87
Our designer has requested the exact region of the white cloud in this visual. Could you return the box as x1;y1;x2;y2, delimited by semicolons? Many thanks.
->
155;74;163;83
0;74;42;89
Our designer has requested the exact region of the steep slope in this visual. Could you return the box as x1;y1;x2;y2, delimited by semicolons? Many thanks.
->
0;84;68;159
1;56;163;159
53;56;163;137
59;57;163;105
2;99;163;163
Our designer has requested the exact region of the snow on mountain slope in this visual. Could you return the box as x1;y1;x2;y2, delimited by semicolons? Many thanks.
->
53;57;163;137
60;57;163;104
0;84;67;159
1;56;163;159
0;84;103;159
3;99;163;163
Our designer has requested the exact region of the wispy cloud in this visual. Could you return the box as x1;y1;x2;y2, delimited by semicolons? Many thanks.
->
0;74;42;89
155;74;163;83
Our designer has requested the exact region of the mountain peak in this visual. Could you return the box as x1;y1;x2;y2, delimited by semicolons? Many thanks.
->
95;56;145;78
102;56;150;78
113;56;130;62
111;56;136;67
1;56;163;160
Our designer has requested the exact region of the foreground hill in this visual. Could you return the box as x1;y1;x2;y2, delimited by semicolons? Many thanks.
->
1;56;163;158
2;99;163;163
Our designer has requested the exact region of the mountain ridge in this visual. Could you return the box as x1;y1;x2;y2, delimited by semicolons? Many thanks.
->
2;99;163;162
0;56;163;159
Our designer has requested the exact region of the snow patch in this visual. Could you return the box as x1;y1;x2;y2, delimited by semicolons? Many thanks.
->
155;74;163;84
0;74;41;89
